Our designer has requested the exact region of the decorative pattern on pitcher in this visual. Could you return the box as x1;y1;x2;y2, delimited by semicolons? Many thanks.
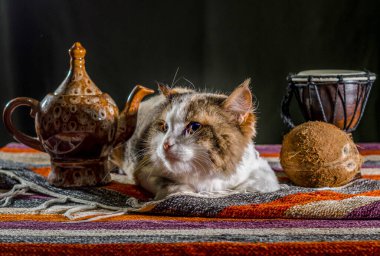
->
40;96;118;137
3;42;154;187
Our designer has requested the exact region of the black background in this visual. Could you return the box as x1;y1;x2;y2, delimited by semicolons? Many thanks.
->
1;0;379;146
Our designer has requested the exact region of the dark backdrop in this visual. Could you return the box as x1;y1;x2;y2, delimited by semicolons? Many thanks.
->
1;0;379;146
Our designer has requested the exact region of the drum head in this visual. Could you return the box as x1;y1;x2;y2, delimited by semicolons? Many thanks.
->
290;69;376;83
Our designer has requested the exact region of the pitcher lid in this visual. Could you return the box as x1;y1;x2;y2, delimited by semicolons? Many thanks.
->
54;42;102;96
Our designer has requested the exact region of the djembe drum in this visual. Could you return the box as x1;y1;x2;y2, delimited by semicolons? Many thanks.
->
281;70;376;132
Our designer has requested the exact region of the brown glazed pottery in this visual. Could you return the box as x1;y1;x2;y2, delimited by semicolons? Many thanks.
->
3;42;154;187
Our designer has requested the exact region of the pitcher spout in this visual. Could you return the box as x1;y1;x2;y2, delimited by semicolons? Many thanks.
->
114;85;154;147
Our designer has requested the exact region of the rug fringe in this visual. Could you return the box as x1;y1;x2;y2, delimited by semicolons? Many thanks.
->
0;169;132;220
31;197;69;212
64;204;98;219
0;184;30;207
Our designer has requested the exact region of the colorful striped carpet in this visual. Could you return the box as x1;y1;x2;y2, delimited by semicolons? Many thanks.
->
1;142;380;255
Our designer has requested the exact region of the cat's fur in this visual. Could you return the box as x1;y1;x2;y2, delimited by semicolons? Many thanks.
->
114;79;280;199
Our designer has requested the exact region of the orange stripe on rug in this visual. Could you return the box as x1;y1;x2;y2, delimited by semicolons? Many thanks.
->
362;175;380;180
31;167;51;177
218;191;355;218
357;189;380;196
0;214;69;222
0;147;41;153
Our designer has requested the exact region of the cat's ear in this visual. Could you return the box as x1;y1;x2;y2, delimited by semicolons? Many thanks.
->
223;78;253;124
157;83;176;99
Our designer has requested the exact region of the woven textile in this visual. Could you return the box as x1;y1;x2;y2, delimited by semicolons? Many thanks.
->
1;143;380;255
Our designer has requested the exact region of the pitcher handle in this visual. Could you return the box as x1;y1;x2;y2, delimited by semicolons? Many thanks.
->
3;97;45;151
281;83;296;129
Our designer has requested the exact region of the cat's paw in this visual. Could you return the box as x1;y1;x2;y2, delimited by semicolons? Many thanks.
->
154;184;194;200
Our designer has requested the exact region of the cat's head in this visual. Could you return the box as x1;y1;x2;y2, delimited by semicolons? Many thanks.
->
148;79;256;176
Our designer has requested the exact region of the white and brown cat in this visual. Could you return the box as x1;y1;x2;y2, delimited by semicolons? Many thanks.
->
113;79;280;199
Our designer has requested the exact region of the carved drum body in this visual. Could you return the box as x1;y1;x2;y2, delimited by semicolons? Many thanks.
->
282;70;376;133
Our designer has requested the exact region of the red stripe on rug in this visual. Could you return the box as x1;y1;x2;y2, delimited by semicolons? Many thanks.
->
359;149;380;156
259;152;280;157
0;241;379;255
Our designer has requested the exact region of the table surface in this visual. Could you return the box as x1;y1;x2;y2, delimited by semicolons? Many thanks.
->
0;142;380;255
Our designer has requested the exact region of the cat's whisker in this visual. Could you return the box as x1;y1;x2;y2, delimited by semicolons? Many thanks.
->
134;150;151;159
182;77;195;89
134;144;155;157
193;150;212;161
191;158;204;173
171;67;180;87
193;157;213;173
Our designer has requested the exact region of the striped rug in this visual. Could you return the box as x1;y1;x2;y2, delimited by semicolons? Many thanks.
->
0;142;380;255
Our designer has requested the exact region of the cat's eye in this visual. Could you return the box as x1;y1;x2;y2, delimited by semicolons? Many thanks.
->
158;121;168;133
184;121;202;135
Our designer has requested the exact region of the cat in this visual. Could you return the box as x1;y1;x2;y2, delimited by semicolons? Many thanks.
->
114;79;280;200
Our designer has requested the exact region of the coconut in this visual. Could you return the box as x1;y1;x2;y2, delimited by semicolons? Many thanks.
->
280;121;362;187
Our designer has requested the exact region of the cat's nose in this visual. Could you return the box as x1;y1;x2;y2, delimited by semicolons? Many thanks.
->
163;142;173;151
